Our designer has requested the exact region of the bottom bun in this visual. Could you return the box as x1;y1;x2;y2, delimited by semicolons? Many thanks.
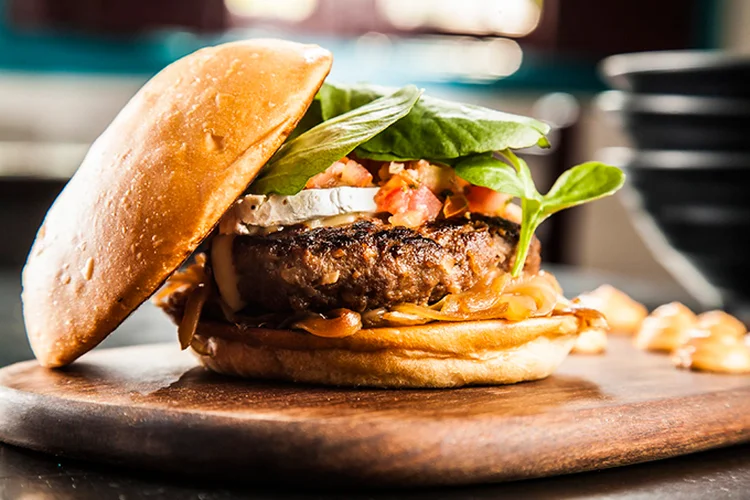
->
190;315;580;388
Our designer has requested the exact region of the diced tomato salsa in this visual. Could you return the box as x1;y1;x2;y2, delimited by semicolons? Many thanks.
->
307;157;519;227
305;158;373;189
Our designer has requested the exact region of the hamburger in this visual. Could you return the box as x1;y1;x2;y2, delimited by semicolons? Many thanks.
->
21;39;623;388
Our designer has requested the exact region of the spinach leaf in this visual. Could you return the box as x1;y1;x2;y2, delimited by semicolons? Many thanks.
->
542;162;626;214
516;197;543;276
286;99;322;141
352;151;422;162
456;150;625;276
251;85;421;195
318;83;551;161
498;150;541;200
454;154;527;199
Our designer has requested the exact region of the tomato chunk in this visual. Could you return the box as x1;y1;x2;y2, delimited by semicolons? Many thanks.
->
306;158;373;189
413;160;455;195
465;185;512;216
375;173;442;227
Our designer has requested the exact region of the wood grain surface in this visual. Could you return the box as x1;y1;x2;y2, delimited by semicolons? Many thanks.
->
0;337;749;487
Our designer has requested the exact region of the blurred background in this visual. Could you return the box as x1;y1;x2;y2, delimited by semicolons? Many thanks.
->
1;0;749;363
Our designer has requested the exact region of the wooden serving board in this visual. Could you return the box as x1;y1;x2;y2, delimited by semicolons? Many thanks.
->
0;337;749;487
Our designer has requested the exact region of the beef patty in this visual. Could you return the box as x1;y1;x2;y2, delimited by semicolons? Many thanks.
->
227;215;540;313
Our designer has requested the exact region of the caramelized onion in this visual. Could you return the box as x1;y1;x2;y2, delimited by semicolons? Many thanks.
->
556;306;609;331
292;309;363;338
368;271;598;331
152;254;207;306
178;284;210;350
442;194;469;218
392;303;475;322
503;275;558;316
361;308;432;328
438;271;509;315
153;254;211;349
403;270;562;324
392;302;512;322
500;294;539;321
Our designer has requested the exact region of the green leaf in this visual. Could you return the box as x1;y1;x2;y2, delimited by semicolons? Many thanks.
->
541;162;625;215
509;162;624;276
285;99;323;141
512;198;543;276
318;83;384;122
498;150;540;200
352;151;421;162
454;151;624;277
251;85;422;195
454;153;527;199
318;83;550;161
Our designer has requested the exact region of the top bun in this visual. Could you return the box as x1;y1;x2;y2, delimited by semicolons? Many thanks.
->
22;39;332;367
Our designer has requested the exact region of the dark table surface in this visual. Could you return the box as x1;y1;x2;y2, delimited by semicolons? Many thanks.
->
2;267;747;499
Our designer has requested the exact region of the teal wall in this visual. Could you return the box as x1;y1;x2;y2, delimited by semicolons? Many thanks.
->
0;0;211;74
0;0;725;91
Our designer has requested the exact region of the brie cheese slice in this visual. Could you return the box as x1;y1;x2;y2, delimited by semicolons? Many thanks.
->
221;187;379;233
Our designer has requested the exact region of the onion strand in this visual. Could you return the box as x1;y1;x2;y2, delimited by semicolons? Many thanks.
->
178;284;210;350
292;309;363;338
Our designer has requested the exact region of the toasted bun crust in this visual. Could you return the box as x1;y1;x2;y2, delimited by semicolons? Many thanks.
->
190;316;580;388
22;40;332;367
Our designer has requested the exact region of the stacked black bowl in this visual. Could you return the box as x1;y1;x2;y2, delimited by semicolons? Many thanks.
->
599;51;750;313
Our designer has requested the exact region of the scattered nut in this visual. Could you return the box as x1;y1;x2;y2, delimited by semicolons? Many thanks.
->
670;310;750;374
696;310;747;339
634;302;696;352
673;331;750;374
576;285;647;334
